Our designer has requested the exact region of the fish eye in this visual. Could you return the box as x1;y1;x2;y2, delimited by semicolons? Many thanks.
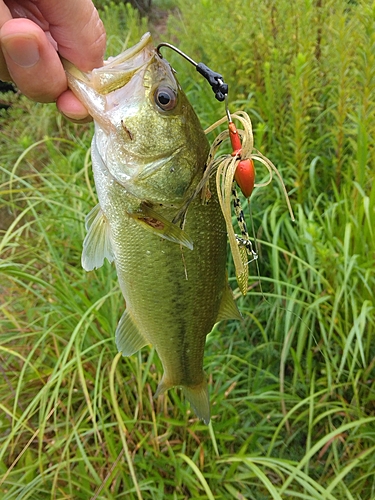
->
154;86;177;111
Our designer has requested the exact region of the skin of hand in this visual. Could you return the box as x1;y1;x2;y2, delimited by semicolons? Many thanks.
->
0;0;106;121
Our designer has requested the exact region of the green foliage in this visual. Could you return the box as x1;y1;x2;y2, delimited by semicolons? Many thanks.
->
93;0;152;15
1;1;375;499
98;1;149;56
168;0;375;201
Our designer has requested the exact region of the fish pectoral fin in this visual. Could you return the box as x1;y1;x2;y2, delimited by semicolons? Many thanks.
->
128;204;193;250
81;204;114;271
216;282;242;322
116;309;149;356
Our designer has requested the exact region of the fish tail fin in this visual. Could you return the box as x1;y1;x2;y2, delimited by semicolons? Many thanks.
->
182;379;210;425
154;376;211;425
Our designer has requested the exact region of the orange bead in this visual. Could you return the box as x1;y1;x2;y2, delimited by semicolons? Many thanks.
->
228;121;242;153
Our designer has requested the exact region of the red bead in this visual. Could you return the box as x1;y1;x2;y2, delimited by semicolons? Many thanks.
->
234;159;255;198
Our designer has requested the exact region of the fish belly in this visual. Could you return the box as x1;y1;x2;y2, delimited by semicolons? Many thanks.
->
111;192;227;389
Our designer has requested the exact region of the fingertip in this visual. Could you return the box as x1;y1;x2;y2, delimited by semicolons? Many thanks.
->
57;90;92;123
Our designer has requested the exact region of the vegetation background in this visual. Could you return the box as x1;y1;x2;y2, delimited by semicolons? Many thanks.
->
1;0;375;498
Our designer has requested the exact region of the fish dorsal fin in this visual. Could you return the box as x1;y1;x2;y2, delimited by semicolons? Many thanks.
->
115;309;149;356
81;204;114;271
128;204;193;250
217;282;242;322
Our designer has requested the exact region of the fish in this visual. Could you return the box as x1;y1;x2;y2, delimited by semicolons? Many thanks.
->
64;32;241;424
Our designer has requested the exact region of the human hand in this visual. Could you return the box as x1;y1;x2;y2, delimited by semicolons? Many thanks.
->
0;0;106;121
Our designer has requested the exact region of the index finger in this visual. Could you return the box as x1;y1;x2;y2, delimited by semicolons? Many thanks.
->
35;0;106;71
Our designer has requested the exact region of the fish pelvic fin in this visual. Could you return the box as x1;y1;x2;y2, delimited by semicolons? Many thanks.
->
81;204;114;271
128;203;193;250
116;309;149;356
216;281;242;322
154;376;210;424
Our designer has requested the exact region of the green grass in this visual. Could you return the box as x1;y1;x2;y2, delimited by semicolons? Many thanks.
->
1;1;375;498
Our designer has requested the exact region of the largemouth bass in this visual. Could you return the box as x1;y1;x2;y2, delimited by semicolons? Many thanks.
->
65;33;241;424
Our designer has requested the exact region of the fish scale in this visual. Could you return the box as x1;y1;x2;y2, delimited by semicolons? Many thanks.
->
110;190;228;388
65;32;241;424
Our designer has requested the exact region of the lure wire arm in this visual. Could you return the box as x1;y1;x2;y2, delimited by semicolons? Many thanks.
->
224;93;232;122
156;42;228;102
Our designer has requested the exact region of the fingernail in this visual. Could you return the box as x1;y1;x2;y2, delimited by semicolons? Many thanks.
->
2;35;40;68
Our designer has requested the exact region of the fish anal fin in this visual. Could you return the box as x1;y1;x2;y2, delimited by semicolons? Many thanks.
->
216;282;242;322
128;204;193;250
154;375;172;399
115;309;148;356
81;204;114;271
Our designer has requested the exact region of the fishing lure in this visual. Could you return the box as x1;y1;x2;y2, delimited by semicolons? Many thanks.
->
204;109;295;295
157;43;295;296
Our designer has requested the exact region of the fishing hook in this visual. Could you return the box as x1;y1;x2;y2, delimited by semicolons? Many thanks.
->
156;42;228;102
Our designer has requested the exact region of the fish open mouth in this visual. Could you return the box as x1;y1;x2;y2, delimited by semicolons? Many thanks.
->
90;33;155;95
64;32;156;96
